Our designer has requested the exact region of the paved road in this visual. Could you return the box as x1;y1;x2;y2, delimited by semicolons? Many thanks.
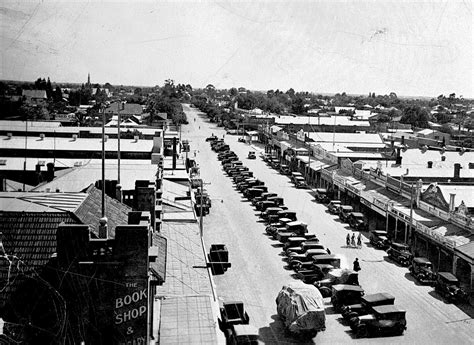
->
181;104;473;344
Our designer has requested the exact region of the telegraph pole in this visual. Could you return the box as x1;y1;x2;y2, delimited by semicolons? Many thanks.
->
101;104;106;218
117;101;121;184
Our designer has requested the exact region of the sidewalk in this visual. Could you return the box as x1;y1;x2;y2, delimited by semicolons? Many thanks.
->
154;178;224;344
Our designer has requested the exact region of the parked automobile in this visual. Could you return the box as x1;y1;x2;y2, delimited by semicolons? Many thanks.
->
350;305;407;337
330;284;365;312
247;151;256;159
216;144;230;152
234;172;254;183
267;210;297;224
293;176;309;189
260;207;283;221
283;237;309;251
341;292;395;321
217;151;235;160
285;241;323;256
314;269;359;297
314;188;330;203
274;221;308;240
347;212;368;231
290;172;303;182
434;272;469;303
295;256;341;284
327;200;342;214
206;135;218;142
369;230;391;250
279;164;291;175
409;257;436;285
269;158;280;169
238;137;246;143
252;192;277;206
276;282;326;337
244;188;265;201
218;301;250;335
288;250;330;271
265;218;293;236
226;324;260;345
338;205;354;222
207;244;231;274
387;242;412;266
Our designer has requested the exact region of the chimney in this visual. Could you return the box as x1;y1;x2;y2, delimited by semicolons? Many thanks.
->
427;161;433;168
7;133;12;139
40;133;45;140
172;137;177;170
46;162;55;181
454;163;461;179
35;163;41;173
72;134;78;141
441;146;445;154
401;136;405;145
395;147;402;165
441;156;446;161
134;135;139;142
99;217;108;239
116;184;122;202
449;193;456;213
104;135;108;142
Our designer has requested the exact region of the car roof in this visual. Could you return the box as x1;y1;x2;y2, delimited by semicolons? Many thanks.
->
266;207;282;211
332;284;364;292
371;230;388;234
372;305;406;314
312;254;337;260
391;242;410;248
287;220;306;226
278;210;295;214
329;200;341;204
287;237;307;242
315;188;328;192
362;293;395;304
233;324;259;338
351;212;365;217
340;205;353;210
437;272;459;282
413;257;432;264
314;263;334;269
307;249;328;256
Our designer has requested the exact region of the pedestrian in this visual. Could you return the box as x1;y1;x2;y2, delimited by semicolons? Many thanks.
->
346;234;350;247
326;248;331;255
199;126;200;129
353;258;361;272
351;233;356;247
357;233;362;248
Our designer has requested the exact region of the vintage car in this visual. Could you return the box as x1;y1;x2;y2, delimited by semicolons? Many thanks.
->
293;176;309;189
434;272;469;304
341;292;395;321
350;305;407;337
314;269;359;298
238;137;246;143
339;205;355;222
387;243;413;266
252;192;277;206
288;249;328;270
247;151;256;159
267;210;297;224
219;301;250;335
269;158;281;169
274;221;308;241
226;324;260;345
327;200;342;214
314;188;330;203
205;135;218;142
265;218;293;236
279;164;291;175
409;257;436;285
285;241;324;256
276;282;326;337
217;151;235;160
347;212;369;231
369;230;391;250
330;284;365;312
293;253;338;273
260;207;283;221
244;188;265;201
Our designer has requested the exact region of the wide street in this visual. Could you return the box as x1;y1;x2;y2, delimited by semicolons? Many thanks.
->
181;104;473;344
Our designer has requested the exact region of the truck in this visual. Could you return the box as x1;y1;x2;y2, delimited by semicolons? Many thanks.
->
276;281;326;338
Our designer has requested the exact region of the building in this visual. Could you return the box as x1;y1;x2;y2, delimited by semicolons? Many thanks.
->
21;90;47;106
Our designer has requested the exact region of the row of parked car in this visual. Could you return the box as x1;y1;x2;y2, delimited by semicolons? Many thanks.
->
318;193;469;305
212;140;409;339
262;154;309;189
260;153;409;338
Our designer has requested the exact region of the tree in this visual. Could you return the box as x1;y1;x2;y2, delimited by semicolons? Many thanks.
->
286;88;295;99
229;87;238;97
400;105;430;129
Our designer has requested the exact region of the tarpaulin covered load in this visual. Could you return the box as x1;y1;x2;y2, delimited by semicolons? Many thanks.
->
276;281;326;334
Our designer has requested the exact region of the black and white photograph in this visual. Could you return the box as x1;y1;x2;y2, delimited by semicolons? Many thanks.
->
0;1;473;344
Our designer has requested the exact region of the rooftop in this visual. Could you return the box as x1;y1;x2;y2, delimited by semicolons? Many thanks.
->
306;132;383;144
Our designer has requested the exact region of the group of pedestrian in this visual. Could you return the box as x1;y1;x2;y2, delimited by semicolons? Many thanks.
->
346;233;362;248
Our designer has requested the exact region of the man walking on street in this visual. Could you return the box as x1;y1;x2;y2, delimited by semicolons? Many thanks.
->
346;234;350;247
357;233;362;248
351;233;356;247
353;258;361;272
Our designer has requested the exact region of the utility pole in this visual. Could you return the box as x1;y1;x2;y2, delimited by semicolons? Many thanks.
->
101;104;106;218
407;182;415;244
199;179;203;237
117;101;121;185
23;119;27;192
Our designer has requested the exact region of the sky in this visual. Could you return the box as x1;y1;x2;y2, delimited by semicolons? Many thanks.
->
1;0;472;98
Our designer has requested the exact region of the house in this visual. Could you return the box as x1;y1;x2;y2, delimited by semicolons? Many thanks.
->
105;102;143;118
22;90;47;106
416;128;451;145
